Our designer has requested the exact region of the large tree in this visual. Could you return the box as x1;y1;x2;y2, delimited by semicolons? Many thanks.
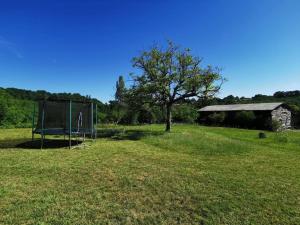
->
130;41;225;131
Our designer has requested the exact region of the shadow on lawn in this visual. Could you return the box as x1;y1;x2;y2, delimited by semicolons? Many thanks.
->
96;128;164;141
0;139;82;149
0;129;162;149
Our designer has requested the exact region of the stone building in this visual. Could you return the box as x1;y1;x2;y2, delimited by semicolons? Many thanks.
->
270;105;292;129
199;102;292;130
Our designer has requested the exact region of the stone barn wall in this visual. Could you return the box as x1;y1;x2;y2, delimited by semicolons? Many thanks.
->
271;106;291;129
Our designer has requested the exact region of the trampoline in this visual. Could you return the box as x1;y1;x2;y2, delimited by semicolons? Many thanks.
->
32;100;97;149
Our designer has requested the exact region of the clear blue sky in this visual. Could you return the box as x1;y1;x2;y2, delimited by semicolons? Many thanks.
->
1;0;299;102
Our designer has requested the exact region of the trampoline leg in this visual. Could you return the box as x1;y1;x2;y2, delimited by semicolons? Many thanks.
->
41;134;44;149
32;132;34;141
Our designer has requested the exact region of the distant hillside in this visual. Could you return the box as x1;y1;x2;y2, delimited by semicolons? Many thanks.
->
2;87;103;104
206;90;300;109
0;87;105;128
0;87;299;128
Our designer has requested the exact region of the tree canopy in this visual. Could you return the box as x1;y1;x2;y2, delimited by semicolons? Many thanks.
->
129;41;225;131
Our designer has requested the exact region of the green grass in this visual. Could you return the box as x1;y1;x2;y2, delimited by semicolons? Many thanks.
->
0;125;300;224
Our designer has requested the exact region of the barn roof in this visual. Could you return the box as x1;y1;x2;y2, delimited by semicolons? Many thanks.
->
199;102;284;112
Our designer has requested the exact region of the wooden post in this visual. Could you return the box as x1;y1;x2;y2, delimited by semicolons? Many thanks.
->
69;100;72;149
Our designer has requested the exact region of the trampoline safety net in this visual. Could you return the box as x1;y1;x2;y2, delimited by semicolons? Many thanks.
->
34;100;96;135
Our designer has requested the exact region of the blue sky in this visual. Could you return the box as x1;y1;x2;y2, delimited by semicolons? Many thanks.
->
0;0;299;102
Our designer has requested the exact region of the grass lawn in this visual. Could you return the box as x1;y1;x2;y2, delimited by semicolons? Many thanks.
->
0;124;300;224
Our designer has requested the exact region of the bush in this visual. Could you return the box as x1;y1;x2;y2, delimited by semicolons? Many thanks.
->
207;112;226;125
137;109;154;124
172;104;198;123
293;111;300;129
270;119;282;131
0;101;8;123
258;132;267;139
234;111;256;128
264;118;283;131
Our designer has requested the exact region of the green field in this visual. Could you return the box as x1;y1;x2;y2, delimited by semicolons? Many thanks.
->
0;125;300;224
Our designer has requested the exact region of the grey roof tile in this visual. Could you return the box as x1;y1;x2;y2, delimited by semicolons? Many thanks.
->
199;102;283;112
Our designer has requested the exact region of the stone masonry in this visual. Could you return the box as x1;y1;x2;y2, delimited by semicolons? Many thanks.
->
271;106;292;129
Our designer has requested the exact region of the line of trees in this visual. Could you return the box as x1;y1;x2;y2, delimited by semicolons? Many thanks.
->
0;87;105;128
1;86;299;129
0;41;299;129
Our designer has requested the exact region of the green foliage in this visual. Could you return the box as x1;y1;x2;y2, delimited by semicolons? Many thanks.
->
105;75;129;124
0;100;7;122
258;132;267;139
106;101;127;124
271;119;282;132
115;75;126;103
234;111;256;128
263;118;283;132
1;85;300;129
274;90;300;98
4;87;101;103
0;89;34;128
207;112;226;125
137;108;154;124
274;131;289;143
172;104;198;123
0;88;106;128
199;111;274;130
97;112;107;124
129;41;224;131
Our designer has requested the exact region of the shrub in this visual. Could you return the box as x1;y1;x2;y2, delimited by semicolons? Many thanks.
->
207;112;226;125
258;132;267;139
271;119;282;131
234;111;256;128
293;111;300;128
0;101;8;124
172;104;198;123
137;109;153;124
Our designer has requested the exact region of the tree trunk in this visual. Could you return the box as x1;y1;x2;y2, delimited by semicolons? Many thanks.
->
165;105;172;132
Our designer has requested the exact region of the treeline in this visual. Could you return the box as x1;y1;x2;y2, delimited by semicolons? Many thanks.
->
4;87;101;103
0;87;105;128
100;76;200;125
206;91;300;108
104;78;300;128
0;89;34;128
0;86;300;128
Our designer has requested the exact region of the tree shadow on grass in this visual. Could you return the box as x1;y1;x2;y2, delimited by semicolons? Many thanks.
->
0;139;82;150
0;129;163;149
96;128;164;141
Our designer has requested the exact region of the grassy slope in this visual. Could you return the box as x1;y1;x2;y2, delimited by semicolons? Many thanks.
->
0;125;300;225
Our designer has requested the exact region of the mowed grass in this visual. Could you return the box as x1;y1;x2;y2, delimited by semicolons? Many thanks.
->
0;125;300;224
